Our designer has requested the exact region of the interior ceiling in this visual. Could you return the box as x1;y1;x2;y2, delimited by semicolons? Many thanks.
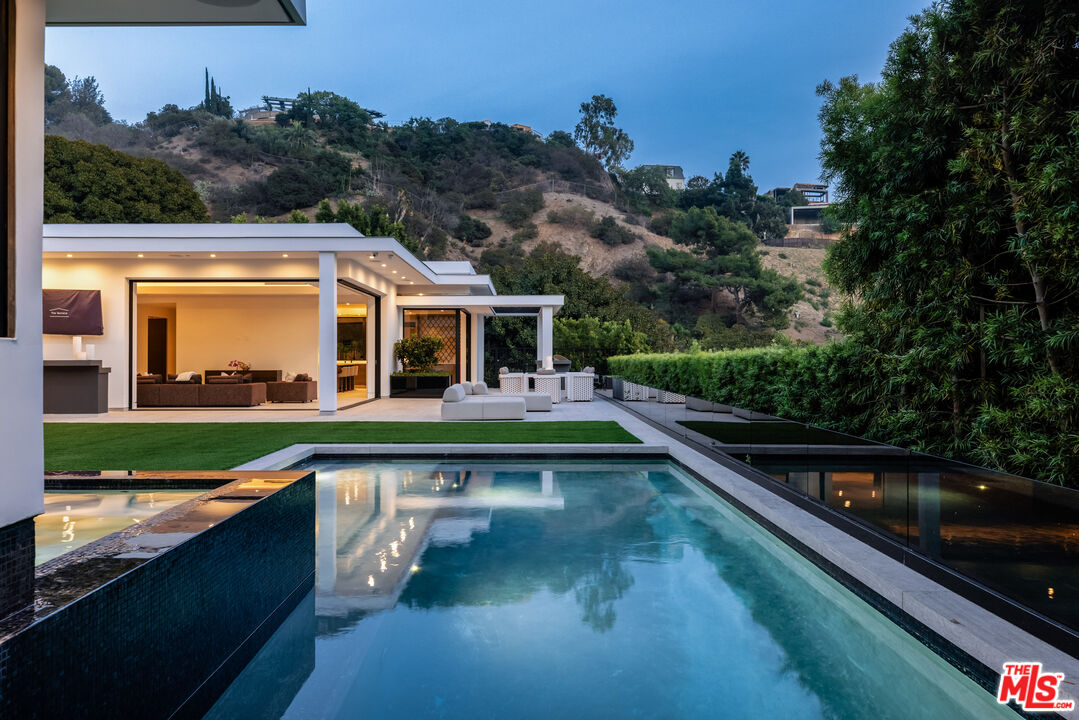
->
136;281;374;300
45;0;306;26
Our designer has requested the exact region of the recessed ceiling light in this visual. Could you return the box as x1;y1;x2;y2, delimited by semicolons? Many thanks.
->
419;292;424;296
210;253;216;258
368;254;376;260
137;254;144;258
410;281;415;285
381;263;387;268
66;254;73;258
392;270;397;274
282;253;289;258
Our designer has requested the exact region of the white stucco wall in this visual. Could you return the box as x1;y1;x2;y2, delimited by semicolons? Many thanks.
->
0;0;45;528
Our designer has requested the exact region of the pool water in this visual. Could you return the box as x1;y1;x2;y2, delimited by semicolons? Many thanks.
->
206;460;1011;719
36;490;204;564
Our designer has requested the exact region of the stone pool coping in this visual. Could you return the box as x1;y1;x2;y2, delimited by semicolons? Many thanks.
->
239;441;1079;711
0;470;311;643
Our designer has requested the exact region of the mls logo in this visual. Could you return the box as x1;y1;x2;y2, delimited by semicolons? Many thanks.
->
997;663;1075;712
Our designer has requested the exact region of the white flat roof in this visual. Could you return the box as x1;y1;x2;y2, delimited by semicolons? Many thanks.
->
43;223;496;295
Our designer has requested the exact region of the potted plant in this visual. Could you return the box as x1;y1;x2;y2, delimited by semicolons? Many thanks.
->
390;336;451;397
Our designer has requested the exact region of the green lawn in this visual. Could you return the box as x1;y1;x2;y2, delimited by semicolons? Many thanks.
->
44;421;640;471
677;420;877;446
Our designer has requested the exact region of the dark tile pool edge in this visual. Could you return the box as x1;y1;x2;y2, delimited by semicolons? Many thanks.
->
604;395;1079;661
170;568;315;720
0;471;316;720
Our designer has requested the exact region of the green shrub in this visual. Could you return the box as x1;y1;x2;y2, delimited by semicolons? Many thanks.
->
778;252;788;259
394;335;444;372
647;212;676;236
805;277;822;287
499;188;545;228
512;223;539;242
590;215;637;245
455;215;492;245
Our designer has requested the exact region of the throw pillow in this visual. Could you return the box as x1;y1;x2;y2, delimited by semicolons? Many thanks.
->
284;372;296;383
175;371;195;383
442;384;466;403
295;373;311;382
499;366;510;375
461;381;473;395
473;381;489;395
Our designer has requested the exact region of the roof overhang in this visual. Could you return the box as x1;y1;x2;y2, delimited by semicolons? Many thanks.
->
46;0;306;26
396;295;564;316
43;223;495;295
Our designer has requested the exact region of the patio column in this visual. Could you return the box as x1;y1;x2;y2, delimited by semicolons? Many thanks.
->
474;314;485;383
537;306;553;365
318;252;337;415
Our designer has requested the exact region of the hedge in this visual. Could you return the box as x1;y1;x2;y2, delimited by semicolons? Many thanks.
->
608;344;881;440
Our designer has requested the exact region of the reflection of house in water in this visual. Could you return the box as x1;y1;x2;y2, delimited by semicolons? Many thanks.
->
316;466;565;617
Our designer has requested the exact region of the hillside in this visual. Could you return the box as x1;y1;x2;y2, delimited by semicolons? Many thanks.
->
43;73;840;348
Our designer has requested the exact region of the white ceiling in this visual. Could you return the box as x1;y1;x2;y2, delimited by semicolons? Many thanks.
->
46;0;306;26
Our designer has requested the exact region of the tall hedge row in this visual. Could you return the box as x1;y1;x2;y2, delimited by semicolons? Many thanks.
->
608;344;876;438
609;344;1079;487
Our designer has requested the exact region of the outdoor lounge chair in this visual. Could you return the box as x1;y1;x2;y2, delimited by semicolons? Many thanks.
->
441;383;525;420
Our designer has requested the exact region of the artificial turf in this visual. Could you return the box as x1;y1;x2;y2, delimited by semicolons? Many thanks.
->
677;420;877;446
44;421;641;471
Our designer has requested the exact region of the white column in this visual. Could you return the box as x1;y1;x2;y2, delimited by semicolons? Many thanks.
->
364;297;375;398
537;306;554;364
318;252;337;415
474;314;484;383
380;295;399;398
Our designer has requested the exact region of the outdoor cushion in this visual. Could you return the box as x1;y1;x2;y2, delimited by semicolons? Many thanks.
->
477;395;526;420
443;384;466;403
198;382;266;406
472;381;488;395
535;368;556;375
208;375;242;384
461;381;473;395
500;391;552;412
174;371;196;383
267;380;316;403
498;366;510;375
295;373;312;382
441;398;484;420
284;371;296;382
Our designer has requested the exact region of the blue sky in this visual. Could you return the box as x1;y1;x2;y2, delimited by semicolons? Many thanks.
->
45;0;927;191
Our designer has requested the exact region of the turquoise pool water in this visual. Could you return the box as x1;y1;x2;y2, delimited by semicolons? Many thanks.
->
206;460;1011;719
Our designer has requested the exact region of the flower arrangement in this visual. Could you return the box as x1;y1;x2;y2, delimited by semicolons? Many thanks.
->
227;359;251;373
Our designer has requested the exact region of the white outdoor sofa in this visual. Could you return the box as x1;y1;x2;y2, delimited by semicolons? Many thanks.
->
441;382;527;420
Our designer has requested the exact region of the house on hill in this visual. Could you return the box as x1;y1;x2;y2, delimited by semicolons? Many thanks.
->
641;164;685;191
511;123;541;137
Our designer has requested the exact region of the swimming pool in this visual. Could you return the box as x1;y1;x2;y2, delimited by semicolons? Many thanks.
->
36;489;204;564
206;460;1011;719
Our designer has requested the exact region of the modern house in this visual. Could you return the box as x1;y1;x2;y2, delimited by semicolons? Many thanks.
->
1;0;309;618
640;164;685;191
42;223;563;414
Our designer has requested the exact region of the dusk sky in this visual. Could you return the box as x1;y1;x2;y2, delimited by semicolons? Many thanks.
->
44;0;928;191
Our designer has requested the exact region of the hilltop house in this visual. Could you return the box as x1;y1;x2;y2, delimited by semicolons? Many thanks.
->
640;164;685;191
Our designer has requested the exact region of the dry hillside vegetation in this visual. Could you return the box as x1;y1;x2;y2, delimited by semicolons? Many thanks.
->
760;247;841;343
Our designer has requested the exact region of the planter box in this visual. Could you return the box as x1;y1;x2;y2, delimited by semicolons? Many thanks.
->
389;374;451;397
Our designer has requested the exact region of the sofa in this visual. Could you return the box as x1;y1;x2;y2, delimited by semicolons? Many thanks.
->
137;379;266;407
476;380;552;412
267;379;317;403
441;382;526;420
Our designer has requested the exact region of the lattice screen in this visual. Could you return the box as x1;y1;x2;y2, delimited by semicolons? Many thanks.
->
414;313;458;364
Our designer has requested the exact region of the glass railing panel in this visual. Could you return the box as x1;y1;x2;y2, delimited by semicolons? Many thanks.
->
908;452;1079;631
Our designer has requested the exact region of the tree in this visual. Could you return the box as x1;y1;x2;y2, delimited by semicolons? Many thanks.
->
817;0;1079;484
44;135;208;223
314;199;418;254
199;68;233;118
545;130;575;148
554;317;648;374
620;165;678;210
44;65;111;126
647;206;801;327
573;94;634;171
678;152;788;241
